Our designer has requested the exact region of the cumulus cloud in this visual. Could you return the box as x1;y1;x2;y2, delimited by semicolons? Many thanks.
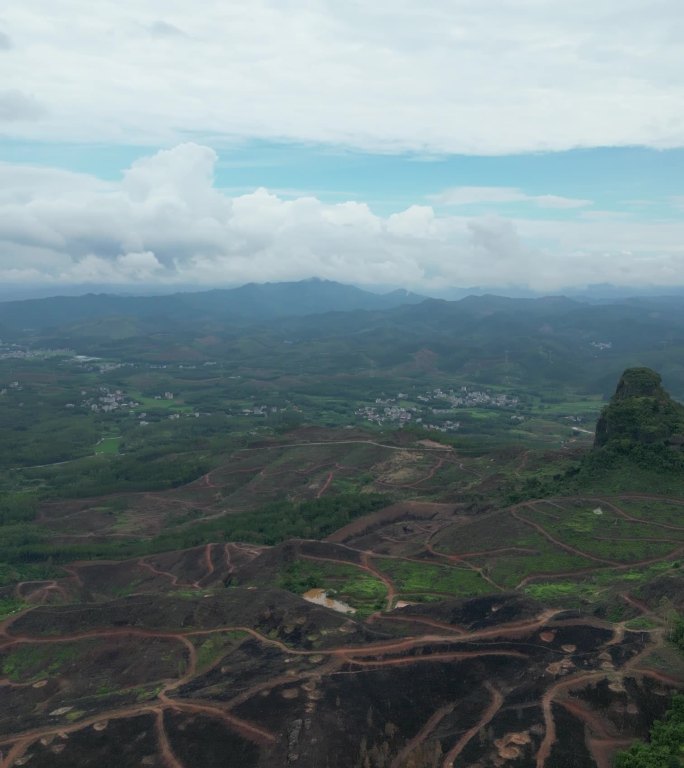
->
1;144;684;292
0;90;46;121
2;1;684;152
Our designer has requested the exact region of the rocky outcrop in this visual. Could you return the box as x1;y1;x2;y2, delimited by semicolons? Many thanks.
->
594;367;684;449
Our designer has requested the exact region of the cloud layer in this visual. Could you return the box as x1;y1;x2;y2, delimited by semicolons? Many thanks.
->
1;143;683;292
1;1;684;152
432;187;591;209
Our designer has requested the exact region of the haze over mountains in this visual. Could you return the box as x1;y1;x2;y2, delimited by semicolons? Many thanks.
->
0;280;426;331
4;279;684;403
6;279;684;306
3;278;684;330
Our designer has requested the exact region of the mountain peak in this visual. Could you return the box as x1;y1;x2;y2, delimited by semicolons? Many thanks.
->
594;367;684;449
612;367;666;401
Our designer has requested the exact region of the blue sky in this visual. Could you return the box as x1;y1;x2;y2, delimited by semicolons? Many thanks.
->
1;1;684;292
3;139;683;218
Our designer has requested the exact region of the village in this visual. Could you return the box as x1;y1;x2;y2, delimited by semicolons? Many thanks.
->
0;342;73;360
355;385;519;431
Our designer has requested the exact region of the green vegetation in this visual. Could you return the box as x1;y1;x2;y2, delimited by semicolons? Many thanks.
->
591;367;684;476
614;612;684;766
596;368;684;448
625;617;660;630
521;504;683;564
671;617;684;653
524;581;598;602
279;559;387;616
375;559;492;598
0;493;389;568
0;595;27;620
279;560;327;593
614;695;684;767
195;631;247;669
94;436;122;455
1;643;81;682
0;492;39;525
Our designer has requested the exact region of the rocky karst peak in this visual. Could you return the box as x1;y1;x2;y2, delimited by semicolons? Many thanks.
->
594;367;684;449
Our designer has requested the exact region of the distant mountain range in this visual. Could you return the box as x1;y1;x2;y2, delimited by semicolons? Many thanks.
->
0;279;426;332
5;280;684;399
5;279;684;305
4;278;684;335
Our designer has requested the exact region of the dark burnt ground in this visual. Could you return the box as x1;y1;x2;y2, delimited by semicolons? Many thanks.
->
235;540;366;587
5;589;372;648
457;701;546;767
164;710;260;768
0;582;677;767
391;594;541;630
236;655;526;766
546;704;597;768
0;635;186;734
576;675;675;735
64;560;180;599
10;713;163;768
55;541;262;602
637;570;684;611
2;489;684;766
326;501;455;545
298;539;364;564
176;637;300;701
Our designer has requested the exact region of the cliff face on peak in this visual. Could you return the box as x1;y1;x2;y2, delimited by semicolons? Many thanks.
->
594;367;684;449
611;367;667;401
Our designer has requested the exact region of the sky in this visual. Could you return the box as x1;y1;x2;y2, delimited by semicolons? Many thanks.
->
1;0;684;295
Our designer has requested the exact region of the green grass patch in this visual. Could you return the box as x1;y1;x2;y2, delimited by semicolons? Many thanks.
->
279;559;387;617
0;595;27;620
524;581;599;603
195;631;247;670
488;548;594;589
95;436;122;455
128;391;194;413
374;559;493;598
521;561;680;612
625;617;661;630
615;499;684;528
1;642;82;682
522;504;683;564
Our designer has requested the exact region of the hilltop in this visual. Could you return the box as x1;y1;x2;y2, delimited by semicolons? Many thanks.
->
594;367;684;455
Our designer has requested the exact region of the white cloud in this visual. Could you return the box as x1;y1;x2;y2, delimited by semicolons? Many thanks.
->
146;20;187;38
433;187;591;209
0;89;46;121
534;195;592;210
0;144;683;292
1;1;684;152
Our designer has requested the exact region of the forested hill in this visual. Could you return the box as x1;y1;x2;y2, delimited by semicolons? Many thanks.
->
5;284;684;398
0;279;425;331
594;367;684;450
